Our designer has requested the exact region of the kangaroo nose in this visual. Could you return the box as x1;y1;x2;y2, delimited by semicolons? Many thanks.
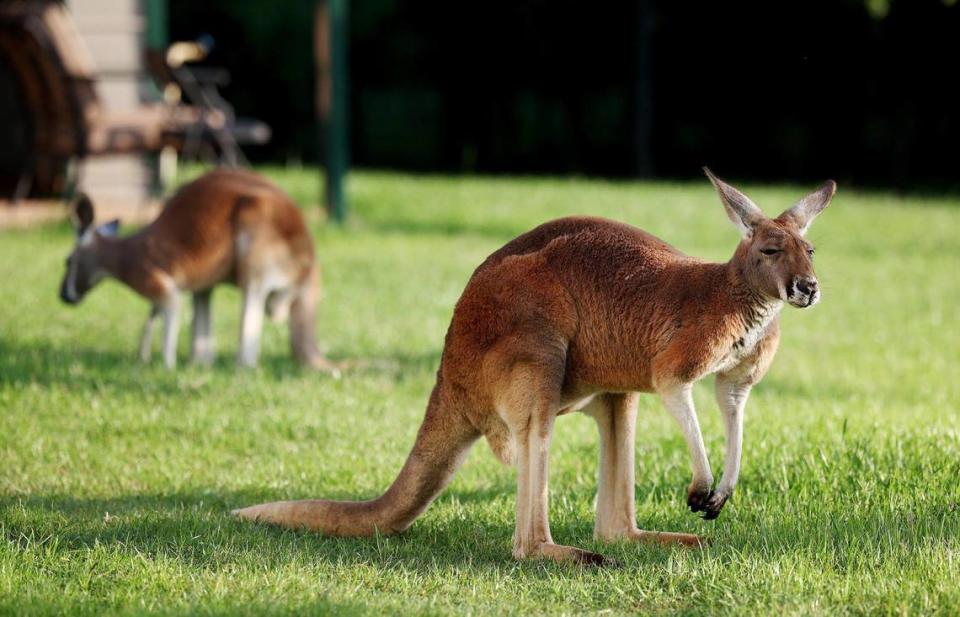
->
796;278;818;295
59;283;78;305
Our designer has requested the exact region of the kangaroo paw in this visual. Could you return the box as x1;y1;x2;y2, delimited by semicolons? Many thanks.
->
687;484;715;514
700;490;730;520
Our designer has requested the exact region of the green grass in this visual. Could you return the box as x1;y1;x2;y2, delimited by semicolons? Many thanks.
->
2;169;959;616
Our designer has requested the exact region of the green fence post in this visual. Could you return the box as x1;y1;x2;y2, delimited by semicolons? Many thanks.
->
144;0;168;49
143;0;167;197
317;0;349;223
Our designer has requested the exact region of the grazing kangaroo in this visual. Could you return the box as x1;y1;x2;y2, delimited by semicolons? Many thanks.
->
235;169;835;564
59;169;336;371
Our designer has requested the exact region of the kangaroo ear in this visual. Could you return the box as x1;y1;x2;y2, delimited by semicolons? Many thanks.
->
97;218;120;237
778;181;837;235
703;167;765;238
71;194;95;235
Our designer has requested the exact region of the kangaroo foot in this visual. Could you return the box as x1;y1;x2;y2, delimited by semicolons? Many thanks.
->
515;541;614;566
625;528;707;548
305;355;342;378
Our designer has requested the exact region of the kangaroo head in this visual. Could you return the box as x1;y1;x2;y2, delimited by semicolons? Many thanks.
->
704;168;836;309
60;194;120;305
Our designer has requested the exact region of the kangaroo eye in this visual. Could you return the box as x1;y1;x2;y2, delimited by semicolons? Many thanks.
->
760;248;781;256
807;248;816;256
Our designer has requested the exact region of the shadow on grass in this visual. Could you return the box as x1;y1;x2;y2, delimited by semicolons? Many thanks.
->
1;488;530;571
0;339;184;393
6;481;957;578
0;598;375;617
0;338;442;393
0;484;693;573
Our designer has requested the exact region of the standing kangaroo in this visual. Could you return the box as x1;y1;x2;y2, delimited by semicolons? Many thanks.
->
60;169;335;371
235;169;836;564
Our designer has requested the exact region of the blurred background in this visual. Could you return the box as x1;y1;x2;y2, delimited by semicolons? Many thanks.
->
1;0;959;220
5;6;960;615
175;0;959;185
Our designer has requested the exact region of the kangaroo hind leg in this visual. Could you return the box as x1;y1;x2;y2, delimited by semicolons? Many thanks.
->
493;348;608;566
586;393;703;548
266;288;294;324
191;289;215;365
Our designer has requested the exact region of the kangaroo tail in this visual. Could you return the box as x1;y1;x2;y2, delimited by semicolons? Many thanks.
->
233;386;479;536
289;264;336;372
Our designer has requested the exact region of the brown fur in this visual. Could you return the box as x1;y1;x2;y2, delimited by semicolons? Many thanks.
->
235;170;836;564
60;169;335;371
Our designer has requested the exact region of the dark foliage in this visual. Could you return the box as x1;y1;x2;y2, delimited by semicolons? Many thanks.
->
170;0;960;188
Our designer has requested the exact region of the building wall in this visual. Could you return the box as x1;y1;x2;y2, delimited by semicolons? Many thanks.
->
68;0;155;204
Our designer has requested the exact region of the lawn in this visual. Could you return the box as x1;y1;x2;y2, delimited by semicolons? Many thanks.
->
1;169;959;616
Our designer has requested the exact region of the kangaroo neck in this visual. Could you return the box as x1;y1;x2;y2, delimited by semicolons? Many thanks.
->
721;253;783;332
96;234;150;288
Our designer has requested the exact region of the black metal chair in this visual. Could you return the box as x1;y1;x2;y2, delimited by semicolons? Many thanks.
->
144;37;270;168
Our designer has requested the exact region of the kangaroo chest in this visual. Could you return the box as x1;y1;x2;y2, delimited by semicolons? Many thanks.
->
710;301;782;374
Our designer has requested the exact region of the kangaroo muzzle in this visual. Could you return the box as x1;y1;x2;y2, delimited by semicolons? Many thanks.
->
59;279;79;305
787;276;819;308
